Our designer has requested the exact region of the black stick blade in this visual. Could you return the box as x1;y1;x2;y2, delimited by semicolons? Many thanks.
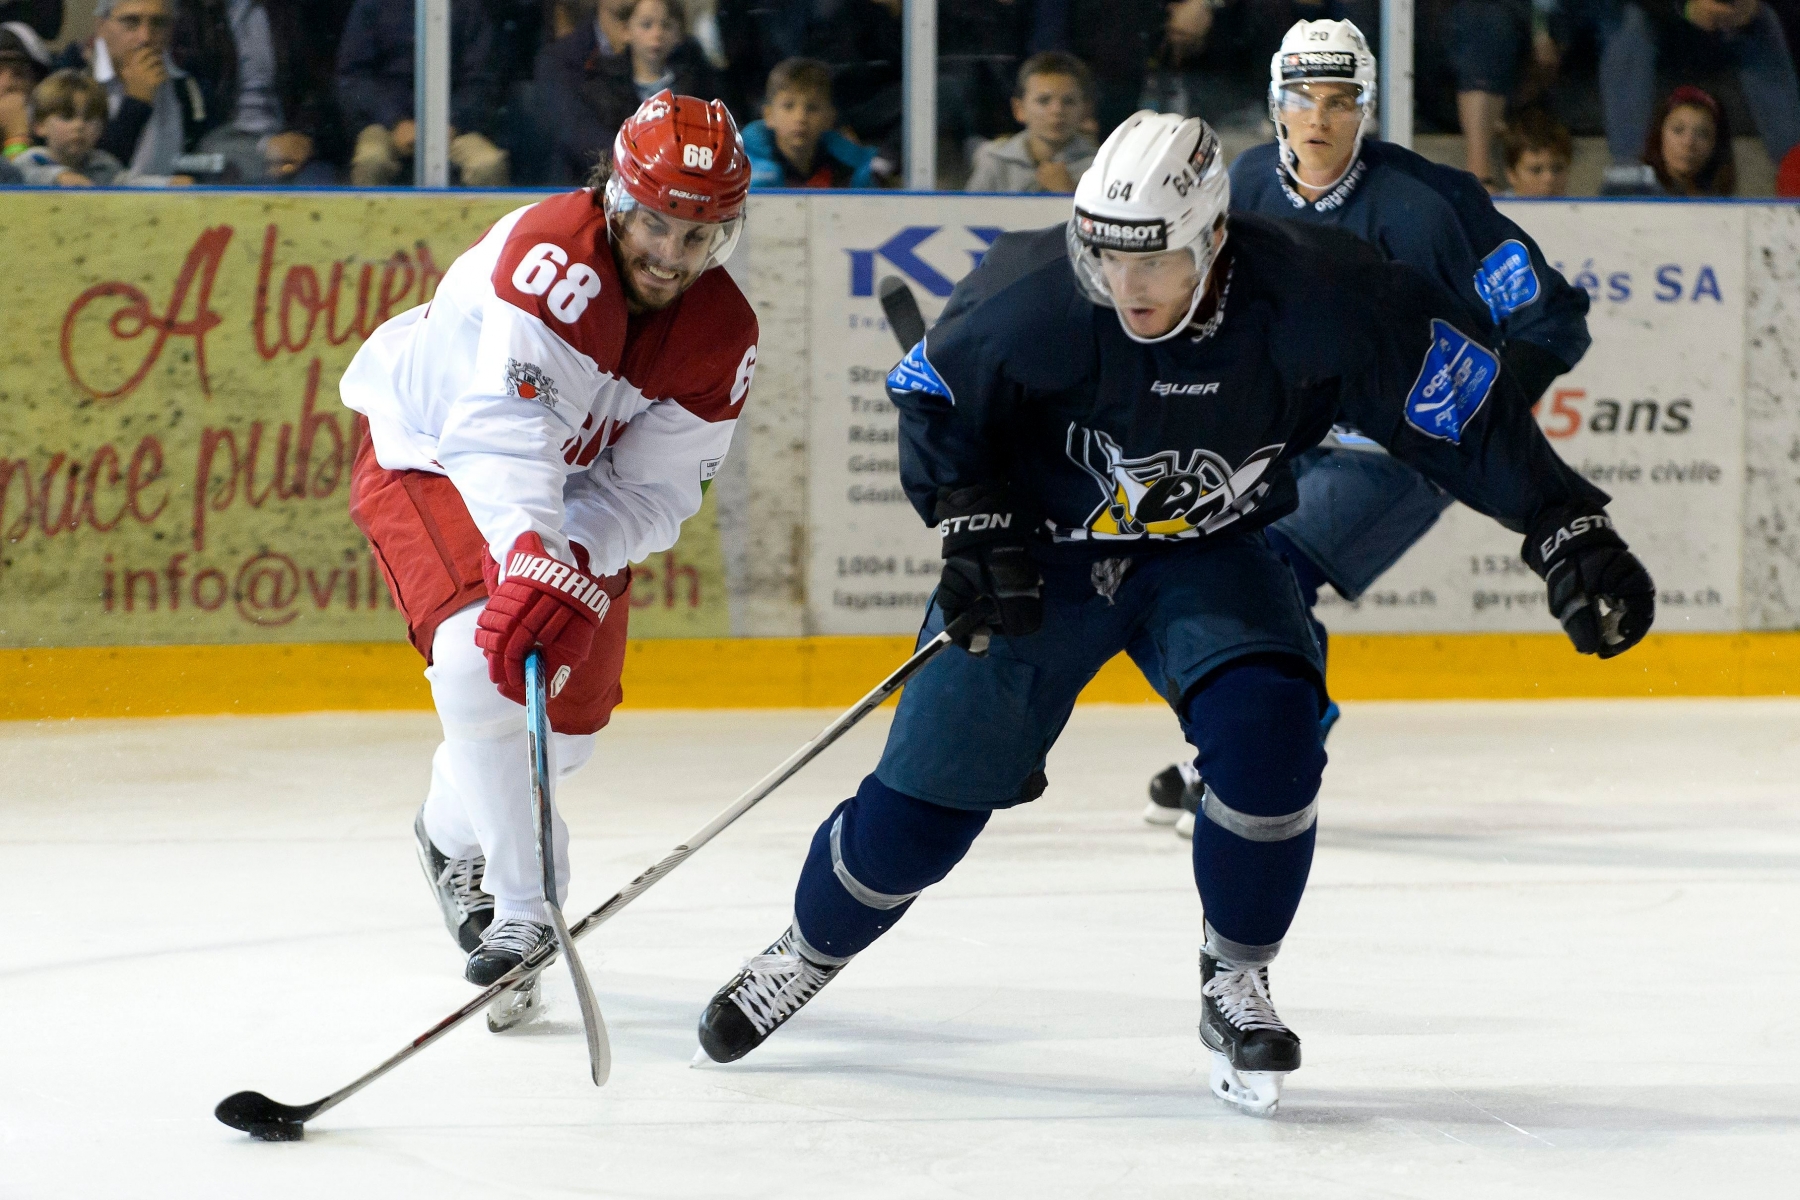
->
877;275;928;352
215;1090;319;1141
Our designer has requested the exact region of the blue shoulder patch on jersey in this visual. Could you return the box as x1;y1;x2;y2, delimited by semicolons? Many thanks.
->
1472;239;1540;325
887;339;954;404
1405;319;1499;443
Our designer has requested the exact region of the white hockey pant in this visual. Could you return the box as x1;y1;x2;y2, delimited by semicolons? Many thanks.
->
421;602;595;923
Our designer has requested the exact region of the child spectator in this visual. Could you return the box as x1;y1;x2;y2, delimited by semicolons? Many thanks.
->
742;56;877;188
14;67;148;184
1501;107;1573;196
1644;83;1735;195
965;51;1095;194
1;21;53;169
539;0;722;184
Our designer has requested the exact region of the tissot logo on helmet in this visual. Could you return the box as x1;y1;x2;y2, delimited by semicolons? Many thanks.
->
1076;212;1169;252
1280;50;1357;78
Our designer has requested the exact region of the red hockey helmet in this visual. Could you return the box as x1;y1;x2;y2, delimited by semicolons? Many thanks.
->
606;90;750;269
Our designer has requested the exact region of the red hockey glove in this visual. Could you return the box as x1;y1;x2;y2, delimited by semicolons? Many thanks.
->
475;532;611;706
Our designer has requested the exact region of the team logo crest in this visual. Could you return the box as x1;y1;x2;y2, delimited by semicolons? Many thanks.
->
505;358;559;409
1067;426;1283;538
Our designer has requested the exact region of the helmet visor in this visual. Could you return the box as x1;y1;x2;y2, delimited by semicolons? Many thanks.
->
1274;80;1369;119
603;174;744;272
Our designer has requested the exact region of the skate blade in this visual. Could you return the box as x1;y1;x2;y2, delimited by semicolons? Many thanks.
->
1143;800;1181;826
1175;810;1196;840
1208;1052;1284;1116
486;976;543;1033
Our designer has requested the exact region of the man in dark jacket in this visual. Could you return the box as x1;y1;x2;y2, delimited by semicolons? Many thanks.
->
176;0;348;182
336;0;507;186
55;0;205;180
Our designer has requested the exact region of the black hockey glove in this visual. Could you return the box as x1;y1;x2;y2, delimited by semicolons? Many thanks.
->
1522;509;1655;659
934;482;1043;649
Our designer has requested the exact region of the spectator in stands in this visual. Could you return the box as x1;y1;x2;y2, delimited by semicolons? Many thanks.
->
537;0;721;184
1500;107;1574;195
55;0;204;181
1;21;52;169
0;1;60;38
1600;0;1800;171
742;56;877;187
1029;0;1165;141
13;66;161;183
965;51;1096;193
336;0;508;186
1137;0;1267;130
173;1;343;184
1644;82;1736;192
1442;0;1534;187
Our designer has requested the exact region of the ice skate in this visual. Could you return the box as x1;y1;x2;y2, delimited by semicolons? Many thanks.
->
465;917;555;986
1199;951;1301;1116
485;974;543;1032
697;925;848;1063
1144;761;1195;825
413;808;494;952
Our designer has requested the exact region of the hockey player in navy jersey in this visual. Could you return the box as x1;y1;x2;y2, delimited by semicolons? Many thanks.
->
1144;19;1597;833
694;112;1653;1114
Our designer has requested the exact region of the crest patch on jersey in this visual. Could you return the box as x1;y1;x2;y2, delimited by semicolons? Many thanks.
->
886;340;954;404
1066;426;1284;540
1405;320;1498;444
505;358;560;409
1472;239;1540;324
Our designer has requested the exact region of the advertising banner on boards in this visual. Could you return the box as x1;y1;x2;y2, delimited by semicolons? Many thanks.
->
0;193;732;649
1315;203;1745;634
805;195;1066;635
801;196;1748;636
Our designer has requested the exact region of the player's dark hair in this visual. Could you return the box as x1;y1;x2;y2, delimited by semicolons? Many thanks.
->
763;57;834;108
1014;51;1092;101
1500;109;1571;172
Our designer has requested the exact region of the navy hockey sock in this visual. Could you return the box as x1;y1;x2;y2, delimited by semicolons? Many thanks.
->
792;774;990;960
1181;658;1326;961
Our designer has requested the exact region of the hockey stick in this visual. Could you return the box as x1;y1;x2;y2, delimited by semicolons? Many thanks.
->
215;608;981;1140
878;275;927;352
526;649;611;1086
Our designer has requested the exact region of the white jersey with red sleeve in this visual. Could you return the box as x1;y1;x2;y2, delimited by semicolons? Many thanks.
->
340;189;759;575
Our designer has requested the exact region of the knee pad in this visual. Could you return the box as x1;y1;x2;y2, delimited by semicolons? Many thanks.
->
427;602;524;740
1182;657;1325;828
810;775;990;911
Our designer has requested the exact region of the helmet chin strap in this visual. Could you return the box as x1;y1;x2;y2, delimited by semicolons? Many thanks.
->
1276;110;1370;197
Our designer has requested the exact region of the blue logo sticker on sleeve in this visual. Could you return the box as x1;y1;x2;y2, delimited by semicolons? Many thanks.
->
886;339;955;404
1471;239;1540;324
1405;319;1499;443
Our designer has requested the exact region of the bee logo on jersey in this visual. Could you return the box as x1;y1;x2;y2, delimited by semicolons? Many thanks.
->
1067;426;1284;538
1405;320;1499;443
1472;239;1540;324
886;339;954;403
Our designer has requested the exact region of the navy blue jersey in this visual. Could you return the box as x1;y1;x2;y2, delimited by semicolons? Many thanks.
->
887;214;1607;564
1230;139;1590;373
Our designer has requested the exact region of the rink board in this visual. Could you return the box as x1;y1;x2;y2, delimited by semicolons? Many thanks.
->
2;630;1797;720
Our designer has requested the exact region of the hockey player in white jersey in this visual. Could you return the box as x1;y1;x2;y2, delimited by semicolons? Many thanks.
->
341;93;759;987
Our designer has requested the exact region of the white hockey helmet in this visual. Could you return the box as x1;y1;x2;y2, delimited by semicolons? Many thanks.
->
1067;111;1230;344
1268;19;1378;189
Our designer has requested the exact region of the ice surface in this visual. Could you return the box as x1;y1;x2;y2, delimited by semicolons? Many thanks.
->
2;698;1797;1198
